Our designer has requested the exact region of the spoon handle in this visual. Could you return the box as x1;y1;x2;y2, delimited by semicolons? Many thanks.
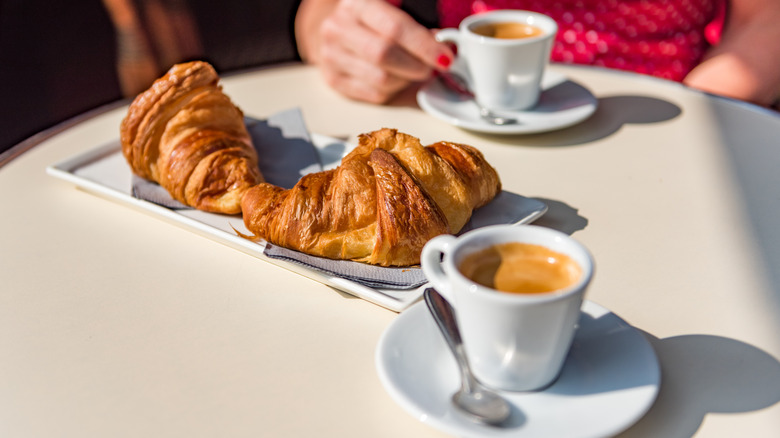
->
423;288;475;391
424;288;512;425
424;288;462;346
435;71;474;98
435;71;519;126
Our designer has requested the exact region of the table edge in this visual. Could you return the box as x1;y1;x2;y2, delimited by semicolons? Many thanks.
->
0;62;306;170
3;62;776;170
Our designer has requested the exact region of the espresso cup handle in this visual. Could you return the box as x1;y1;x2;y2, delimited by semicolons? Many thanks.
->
435;28;460;46
435;29;468;81
421;234;458;302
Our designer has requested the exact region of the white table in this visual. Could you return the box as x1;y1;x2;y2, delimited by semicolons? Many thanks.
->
1;63;779;437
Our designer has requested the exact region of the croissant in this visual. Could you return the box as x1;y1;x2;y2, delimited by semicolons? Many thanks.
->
120;61;263;214
241;128;501;266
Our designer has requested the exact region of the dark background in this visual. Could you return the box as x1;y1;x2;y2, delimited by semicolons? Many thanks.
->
0;0;303;154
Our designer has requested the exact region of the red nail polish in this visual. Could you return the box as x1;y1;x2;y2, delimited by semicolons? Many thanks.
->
437;54;452;69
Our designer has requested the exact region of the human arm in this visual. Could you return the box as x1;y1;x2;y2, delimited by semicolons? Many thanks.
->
101;0;160;96
102;0;202;97
683;0;780;107
294;0;454;103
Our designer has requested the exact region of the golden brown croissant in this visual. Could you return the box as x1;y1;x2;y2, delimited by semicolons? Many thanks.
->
120;61;263;214
241;128;501;266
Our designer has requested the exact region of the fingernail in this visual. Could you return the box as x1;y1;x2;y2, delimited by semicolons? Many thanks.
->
437;54;452;69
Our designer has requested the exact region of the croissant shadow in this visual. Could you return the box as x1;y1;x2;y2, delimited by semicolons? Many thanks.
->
132;114;327;207
317;141;347;169
246;115;321;189
526;197;588;236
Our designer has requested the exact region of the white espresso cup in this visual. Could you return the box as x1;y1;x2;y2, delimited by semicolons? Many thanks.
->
436;10;558;111
421;224;593;392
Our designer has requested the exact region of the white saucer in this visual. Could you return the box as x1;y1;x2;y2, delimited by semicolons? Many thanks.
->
417;71;598;135
376;300;660;438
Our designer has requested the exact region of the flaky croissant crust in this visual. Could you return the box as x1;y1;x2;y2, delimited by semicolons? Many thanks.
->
241;128;501;266
120;61;263;214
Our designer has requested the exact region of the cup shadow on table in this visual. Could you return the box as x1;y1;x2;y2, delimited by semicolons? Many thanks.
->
457;95;682;148
619;332;780;437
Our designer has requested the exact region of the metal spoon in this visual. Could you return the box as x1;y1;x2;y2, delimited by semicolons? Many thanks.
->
423;288;511;426
436;71;519;125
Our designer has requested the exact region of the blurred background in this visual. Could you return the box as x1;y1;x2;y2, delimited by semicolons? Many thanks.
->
0;0;303;154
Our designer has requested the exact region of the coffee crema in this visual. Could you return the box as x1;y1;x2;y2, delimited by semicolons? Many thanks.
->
470;21;545;40
458;242;581;294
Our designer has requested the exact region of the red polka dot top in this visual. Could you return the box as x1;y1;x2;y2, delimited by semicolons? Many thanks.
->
438;0;726;81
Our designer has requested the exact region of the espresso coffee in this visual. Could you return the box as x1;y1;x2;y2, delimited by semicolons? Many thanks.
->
471;21;545;39
459;242;581;294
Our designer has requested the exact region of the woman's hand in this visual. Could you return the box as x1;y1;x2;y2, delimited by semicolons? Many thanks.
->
295;0;454;103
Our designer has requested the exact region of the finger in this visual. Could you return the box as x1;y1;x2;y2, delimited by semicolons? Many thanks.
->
324;66;408;104
344;27;434;81
321;40;408;92
352;0;454;70
323;3;432;82
318;38;410;103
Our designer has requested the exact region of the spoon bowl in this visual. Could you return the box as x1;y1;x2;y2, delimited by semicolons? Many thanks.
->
423;288;512;426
